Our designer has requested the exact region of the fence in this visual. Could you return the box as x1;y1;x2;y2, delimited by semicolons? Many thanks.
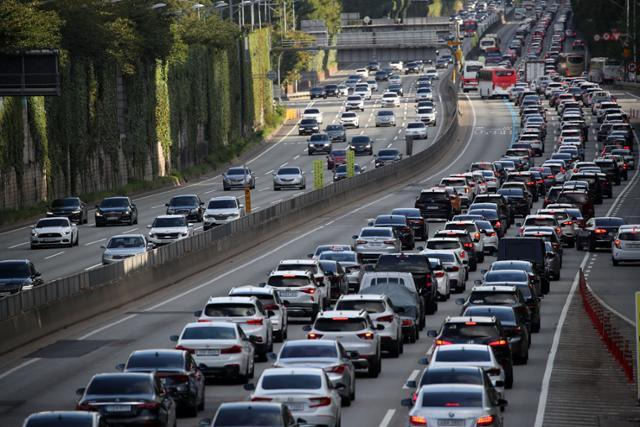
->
578;268;635;383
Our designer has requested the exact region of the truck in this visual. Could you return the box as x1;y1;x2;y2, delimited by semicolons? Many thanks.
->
525;60;545;83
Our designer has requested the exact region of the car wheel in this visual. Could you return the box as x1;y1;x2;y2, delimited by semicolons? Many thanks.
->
612;258;619;266
198;386;205;411
368;354;381;378
390;338;401;358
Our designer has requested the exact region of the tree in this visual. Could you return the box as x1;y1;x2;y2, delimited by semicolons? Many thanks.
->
0;0;62;53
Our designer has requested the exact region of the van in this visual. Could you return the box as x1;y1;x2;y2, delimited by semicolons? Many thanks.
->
496;237;549;293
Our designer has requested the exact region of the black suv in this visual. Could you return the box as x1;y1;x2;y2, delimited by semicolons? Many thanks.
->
415;188;454;220
374;253;438;315
568;172;603;204
165;194;204;222
497;237;549;294
594;158;621;185
95;196;138;226
427;315;514;388
497;188;531;217
46;197;88;224
0;259;43;296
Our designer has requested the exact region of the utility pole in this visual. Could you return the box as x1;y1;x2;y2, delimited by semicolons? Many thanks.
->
283;0;287;32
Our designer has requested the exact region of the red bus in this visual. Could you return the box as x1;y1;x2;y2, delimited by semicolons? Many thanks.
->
478;67;517;99
461;19;478;36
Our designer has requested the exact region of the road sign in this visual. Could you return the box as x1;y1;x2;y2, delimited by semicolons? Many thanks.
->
346;150;355;178
628;63;636;72
635;292;640;401
447;40;463;46
593;34;601;42
603;32;611;41
313;159;324;190
244;187;252;213
266;70;277;81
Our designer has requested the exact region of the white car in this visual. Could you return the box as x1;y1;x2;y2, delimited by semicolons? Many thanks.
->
335;294;403;357
203;196;244;231
172;321;255;381
30;217;78;248
246;368;342;427
195;296;273;361
266;270;322;320
344;95;364;111
428;257;451;301
304;310;383;377
355;68;368;77
405;121;428;139
147;214;193;246
416;106;437;126
421;250;466;293
354;84;371;100
339;111;359;128
381;92;400;108
388;74;402;85
366;79;378;92
612;225;640;265
415;88;433;101
475;220;500;255
303;108;323;124
228;286;288;342
425;67;439;80
275;259;331;307
389;61;404;71
423;238;469;269
444;220;485;257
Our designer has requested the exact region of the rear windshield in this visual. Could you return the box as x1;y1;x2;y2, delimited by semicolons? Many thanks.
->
619;232;640;241
525;218;556;226
421;370;482;387
464;307;516;323
442;323;499;339
319;252;357;263
361;229;392;237
87;377;152;395
367;277;406;286
557;192;588;204
427;241;460;250
435;349;491;362
214;407;281;426
418;192;448;202
595;218;625;227
267;276;311;287
314;318;366;332
182;326;236;340
485;271;528;282
126;353;183;370
204;304;256;317
261;375;321;390
469;292;518;305
280;344;337;359
376;255;429;271
336;300;385;313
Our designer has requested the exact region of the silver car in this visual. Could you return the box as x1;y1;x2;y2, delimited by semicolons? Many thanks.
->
101;234;149;265
352;227;401;263
273;166;306;190
30;217;78;248
223;166;255;190
375;110;396;127
272;339;356;406
402;383;506;426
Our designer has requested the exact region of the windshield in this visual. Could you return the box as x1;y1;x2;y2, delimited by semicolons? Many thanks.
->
407;123;425;129
261;375;321;390
435;349;491;362
280;344;337;359
278;168;301;175
0;262;30;278
335;300;385;313
169;196;197;206
378;150;399;157
51;198;79;208
86;377;152;395
100;198;128;208
126;353;183;370
208;199;237;209
204;304;257;317
107;236;145;249
227;168;247;176
153;217;187;228
326;125;342;131
36;219;69;228
315;317;366;332
421;390;483;407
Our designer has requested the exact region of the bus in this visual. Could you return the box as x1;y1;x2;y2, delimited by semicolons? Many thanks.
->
461;18;478;36
479;33;500;53
462;61;484;92
557;52;585;77
478;67;517;98
589;57;623;84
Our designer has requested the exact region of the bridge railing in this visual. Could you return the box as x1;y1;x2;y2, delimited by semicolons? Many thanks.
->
336;30;439;48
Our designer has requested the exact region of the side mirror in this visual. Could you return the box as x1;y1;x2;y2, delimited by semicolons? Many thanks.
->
34;272;42;277
75;387;86;397
401;398;413;407
146;225;152;229
405;379;417;388
169;335;179;342
267;352;277;361
474;279;483;285
242;383;255;391
375;324;385;331
426;330;438;337
267;310;276;317
418;357;429;365
498;398;508;407
307;253;314;258
480;269;488;274
115;363;125;371
302;325;312;332
199;419;212;427
249;336;261;344
100;245;106;249
417;246;424;251
335;383;347;391
165;203;169;207
258;282;266;287
193;310;203;317
455;298;465;305
95;205;99;209
352;235;358;240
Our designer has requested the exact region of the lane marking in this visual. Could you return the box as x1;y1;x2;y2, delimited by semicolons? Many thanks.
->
378;409;396;427
151;204;165;209
44;251;65;260
8;242;29;249
123;228;138;234
85;263;102;271
84;238;106;246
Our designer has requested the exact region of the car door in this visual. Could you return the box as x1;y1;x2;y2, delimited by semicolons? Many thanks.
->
187;354;205;400
155;377;171;425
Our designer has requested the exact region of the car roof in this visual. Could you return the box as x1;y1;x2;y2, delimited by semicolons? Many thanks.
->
182;321;236;329
339;294;387;301
129;349;185;358
417;383;484;393
209;196;238;201
269;270;314;277
471;285;518;292
229;286;275;295
262;367;325;376
205;296;258;304
445;316;497;324
154;215;186;220
317;310;368;319
282;339;337;347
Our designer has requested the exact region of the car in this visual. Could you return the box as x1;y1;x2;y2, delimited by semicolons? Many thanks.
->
612;225;640;265
229;285;288;342
339;111;359;128
374;148;402;168
374;70;389;81
348;135;374;155
164;194;204;222
147;214;193;246
203;196;244;231
352;227;401;263
303;108;323;124
337;83;350;96
333;163;364;181
387;83;404;97
298;118;320;135
327;148;347;170
405;122;428;139
324;84;340;97
310;86;327;99
429;258;451;301
75;373;177;427
274;259;332;305
388;74;402;85
577;216;627;251
307;133;332;155
30;217;79;248
475;220;500;253
325;124;347;142
95;196;138;226
273;166;306;190
391;207;428;240
425;68;439;80
402;383;506;426
317;250;362;293
335;294;403;357
422;250;466;293
222;166;255;190
265;269;321;320
369;214;415;250
355;67;368;77
0;259;43;297
556;190;595;220
195;296;273;361
381;92;400;107
101;234;149;265
354;83;372;100
433;229;478;270
366;79;378;92
375;110;396;127
245;368;342;427
443;220;485;262
271;339;356;405
416;106;437;125
496;187;531;217
497;237;548;293
414;188;456;220
118;349;205;415
22;411;103;427
415;87;433;101
318;259;349;301
368;61;380;71
46;197;88;224
345;95;365;111
202;402;298;427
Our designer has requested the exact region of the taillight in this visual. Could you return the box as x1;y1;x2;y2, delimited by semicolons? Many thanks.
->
527;181;535;185
460;251;466;259
262;304;278;310
563;220;573;226
449;265;460;271
301;287;316;294
356;239;366;244
357;332;375;340
474;232;481;240
402;319;414;326
594;228;607;234
477;415;496;425
251;397;273;402
463;242;473;248
221;345;243;354
494;220;501;229
197;319;210;323
547;175;555;179
246;318;264;325
489;339;508;347
409;415;428;426
307;332;323;339
309;396;332;408
138;401;160;409
435;339;453;345
175;345;194;354
377;314;395;322
327;364;347;374
537;179;544;184
614;239;621;248
76;402;96;411
384;240;397;244
435;271;445;278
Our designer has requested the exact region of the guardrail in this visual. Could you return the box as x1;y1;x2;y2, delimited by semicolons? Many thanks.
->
0;71;460;355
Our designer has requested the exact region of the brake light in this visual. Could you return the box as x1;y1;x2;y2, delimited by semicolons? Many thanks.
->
527;181;535;185
175;345;194;354
301;287;316;294
474;232;481;240
76;402;97;411
327;364;347;374
563;220;573;226
309;397;332;408
435;271;445;278
246;318;264;325
477;415;496;425
494;220;501;229
445;402;461;407
307;332;323;339
377;314;395;322
486;231;496;237
402;319;414;326
537;179;544;184
489;339;508;347
465;321;477;325
594;228;607;234
624;164;629;169
251;397;273;402
138;401;160;409
614;239;621;248
357;332;375;340
356;239;366;244
547;175;555;179
221;345;243;354
409;415;428;426
435;339;453;345
197;319;210;323
463;242;473;248
449;265;460;271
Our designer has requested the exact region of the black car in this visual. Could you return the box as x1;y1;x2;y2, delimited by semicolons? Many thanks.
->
497;237;549;294
576;216;627;251
462;306;530;364
405;62;421;74
76;373;177;426
505;172;538;201
375;253;437;317
415;188;454;220
374;70;389;81
203;402;298;427
391;208;428;240
497;188;530;217
325;124;347;142
0;259;43;297
406;366;502;405
23;411;104;427
368;61;380;71
298;118;320;135
46;197;88;224
307;133;332;155
348;135;374;155
119;349;205;416
374;148;402;168
310;86;327;99
427;315;515;388
95;196;138;226
556;190;594;220
324;84;339;97
166;194;205;222
568;172;603;204
594;158;621;185
370;214;415;250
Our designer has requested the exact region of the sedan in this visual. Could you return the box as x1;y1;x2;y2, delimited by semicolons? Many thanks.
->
165;194;204;222
101;234;149;265
375;110;396;127
391;208;427;240
333;164;363;181
299;118;320;135
23;412;102;427
374;149;402;168
325;124;347;142
222;167;255;190
30;217;78;248
405;122;428;139
576;216;627;251
327;148;347;170
273;166;306;190
308;133;332;155
348;135;374;155
95;196;138;226
46;197;88;224
0;259;43;297
352;226;401;263
339;112;359;128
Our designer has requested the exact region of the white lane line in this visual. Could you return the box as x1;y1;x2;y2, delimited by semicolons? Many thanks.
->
402;369;420;389
265;170;274;175
151;204;165;209
0;358;41;381
258;188;268;192
84;238;106;246
8;241;29;249
280;163;288;168
194;226;203;231
44;251;65;260
85;263;102;271
293;155;300;160
387;143;393;148
393;136;398;141
123;228;138;234
378;409;396;427
271;199;283;204
624;91;640;99
204;188;217;194
0;225;31;237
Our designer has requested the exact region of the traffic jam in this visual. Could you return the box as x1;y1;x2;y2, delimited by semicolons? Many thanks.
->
19;0;640;427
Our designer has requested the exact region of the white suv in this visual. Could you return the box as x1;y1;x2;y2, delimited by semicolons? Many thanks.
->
147;214;193;246
303;108;324;124
228;286;288;342
335;294;403;357
266;270;322;320
203;196;244;231
339;111;359;128
195;296;273;361
345;95;364;111
381;92;400;107
304;310;383;378
275;259;331;306
612;225;640;265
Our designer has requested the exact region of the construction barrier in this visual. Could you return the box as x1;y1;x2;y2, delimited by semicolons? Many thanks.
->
285;108;300;121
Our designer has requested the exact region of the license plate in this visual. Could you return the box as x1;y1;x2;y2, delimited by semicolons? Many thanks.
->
285;402;304;411
438;420;464;426
43;238;59;242
105;405;131;412
427;206;439;210
280;291;298;297
196;349;219;356
369;242;382;246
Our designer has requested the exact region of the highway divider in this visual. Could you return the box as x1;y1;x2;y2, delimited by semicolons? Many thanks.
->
0;71;460;356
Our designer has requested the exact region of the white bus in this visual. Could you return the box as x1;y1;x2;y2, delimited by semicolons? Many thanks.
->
479;33;500;53
462;60;484;92
589;57;623;84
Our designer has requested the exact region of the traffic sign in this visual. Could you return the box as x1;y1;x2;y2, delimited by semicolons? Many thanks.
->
447;40;463;46
628;62;636;72
266;70;277;81
346;150;355;178
603;32;611;41
635;292;640;401
244;187;252;213
593;34;601;42
313;159;324;190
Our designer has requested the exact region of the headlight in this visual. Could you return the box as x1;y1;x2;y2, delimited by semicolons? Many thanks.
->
149;233;155;238
72;210;81;214
63;230;70;235
95;211;102;217
180;232;188;237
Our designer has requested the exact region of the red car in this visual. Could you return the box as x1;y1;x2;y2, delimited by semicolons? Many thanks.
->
565;29;577;37
327;148;347;170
